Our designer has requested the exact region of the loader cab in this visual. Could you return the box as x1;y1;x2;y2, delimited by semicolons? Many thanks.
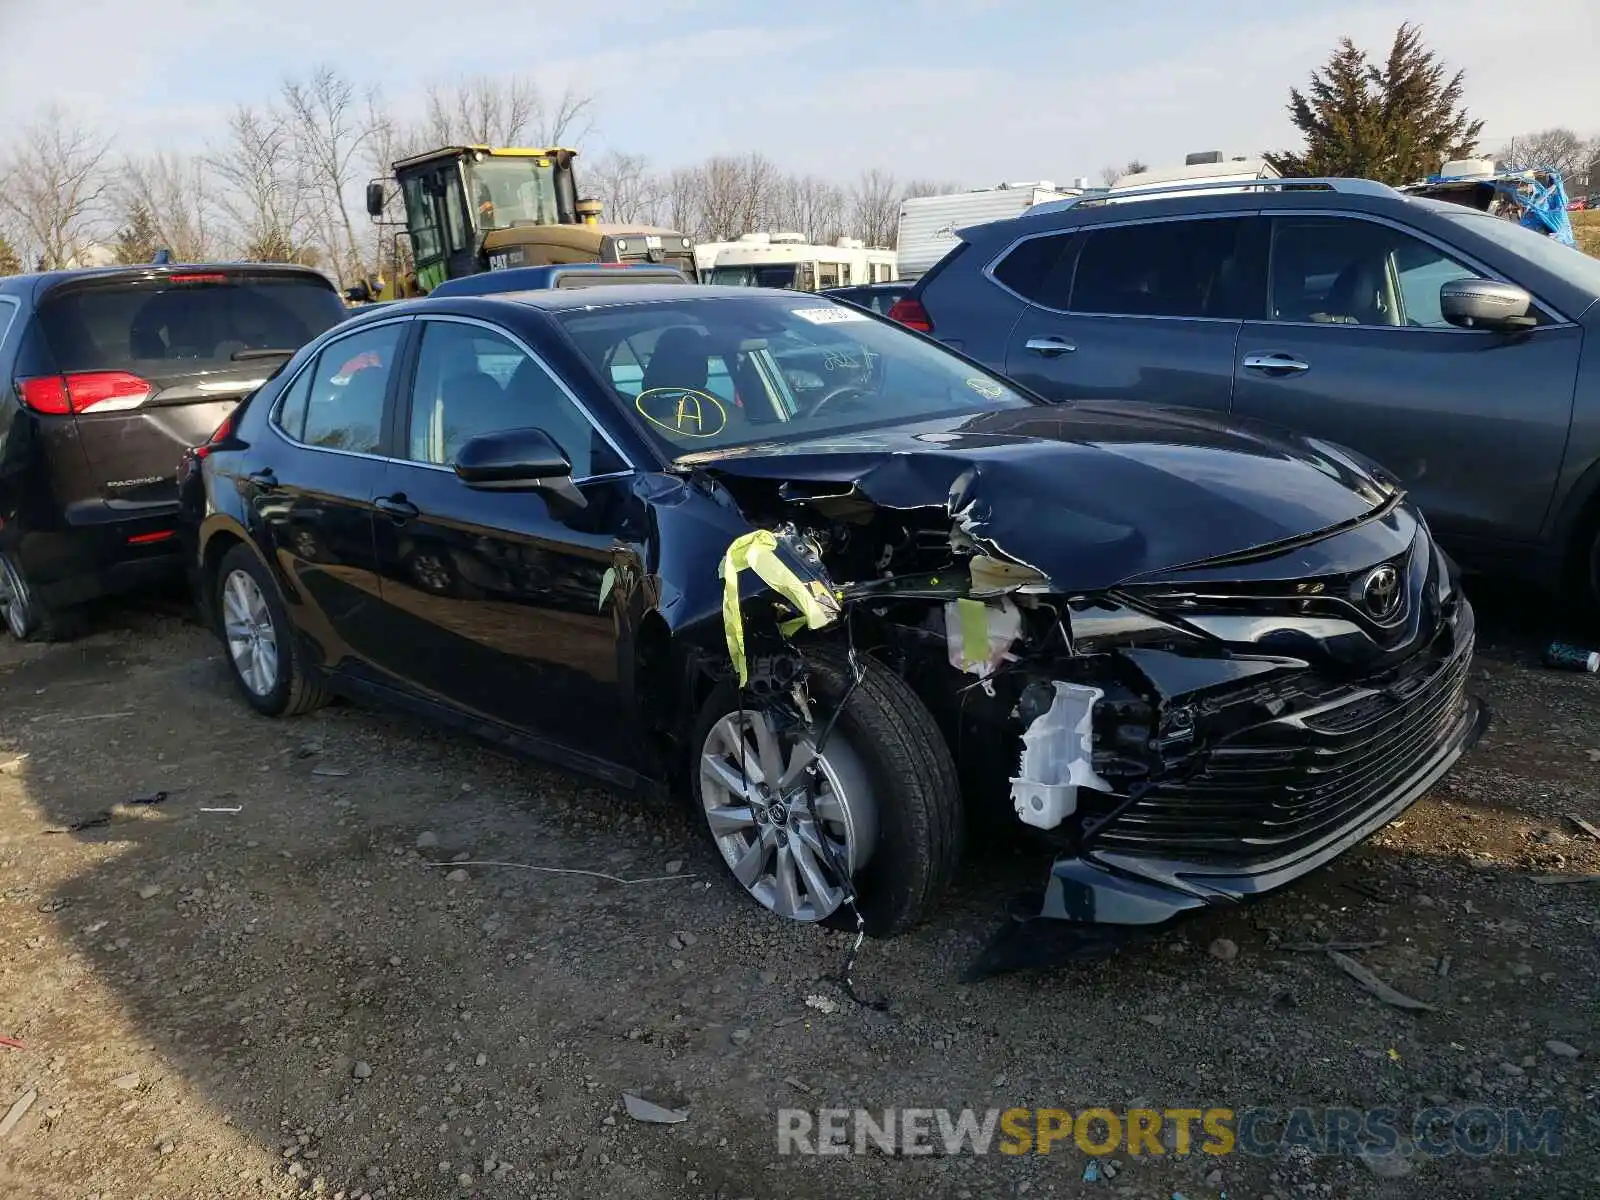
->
380;147;583;293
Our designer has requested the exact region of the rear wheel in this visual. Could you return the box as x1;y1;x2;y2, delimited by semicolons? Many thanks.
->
214;544;330;717
690;649;963;937
0;553;84;643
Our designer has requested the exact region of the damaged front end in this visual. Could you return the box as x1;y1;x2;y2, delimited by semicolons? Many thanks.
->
695;432;1484;979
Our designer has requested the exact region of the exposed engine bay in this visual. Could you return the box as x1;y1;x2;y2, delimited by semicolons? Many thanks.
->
696;445;1482;970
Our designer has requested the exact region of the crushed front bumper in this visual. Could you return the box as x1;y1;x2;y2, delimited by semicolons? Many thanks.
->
969;598;1486;978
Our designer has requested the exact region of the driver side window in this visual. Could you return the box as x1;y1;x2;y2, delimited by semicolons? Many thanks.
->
405;320;624;478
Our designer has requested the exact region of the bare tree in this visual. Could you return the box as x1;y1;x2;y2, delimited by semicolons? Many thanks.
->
280;66;377;284
771;175;846;244
1499;128;1597;181
423;75;595;147
902;179;962;199
848;168;900;248
1099;159;1150;186
663;166;706;238
209;104;315;264
696;154;779;240
583;151;660;224
121;153;219;262
0;106;112;269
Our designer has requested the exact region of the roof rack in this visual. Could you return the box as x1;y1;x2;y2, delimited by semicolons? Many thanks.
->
1028;176;1400;218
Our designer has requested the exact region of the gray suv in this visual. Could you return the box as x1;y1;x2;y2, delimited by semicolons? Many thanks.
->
897;179;1600;606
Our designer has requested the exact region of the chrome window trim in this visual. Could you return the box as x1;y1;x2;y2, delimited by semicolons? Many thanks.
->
981;212;1255;320
0;296;18;348
267;315;415;460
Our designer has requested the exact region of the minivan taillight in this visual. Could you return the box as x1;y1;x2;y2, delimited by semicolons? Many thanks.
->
17;377;71;414
193;411;235;459
887;297;933;332
17;372;151;414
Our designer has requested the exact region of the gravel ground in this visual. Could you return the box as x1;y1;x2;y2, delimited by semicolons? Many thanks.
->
0;582;1596;1200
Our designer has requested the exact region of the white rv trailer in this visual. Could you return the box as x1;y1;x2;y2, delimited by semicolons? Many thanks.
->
895;181;1085;280
704;232;897;291
1105;152;1281;200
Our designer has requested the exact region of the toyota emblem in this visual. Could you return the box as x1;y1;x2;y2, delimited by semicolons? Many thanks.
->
1359;564;1402;620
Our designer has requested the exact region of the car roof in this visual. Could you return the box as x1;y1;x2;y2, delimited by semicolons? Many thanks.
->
0;261;338;302
373;284;830;316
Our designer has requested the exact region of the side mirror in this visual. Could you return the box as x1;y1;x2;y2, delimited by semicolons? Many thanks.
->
365;181;386;219
452;427;586;507
1440;278;1537;331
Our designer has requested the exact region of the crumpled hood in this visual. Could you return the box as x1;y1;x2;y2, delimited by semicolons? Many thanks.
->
682;401;1396;591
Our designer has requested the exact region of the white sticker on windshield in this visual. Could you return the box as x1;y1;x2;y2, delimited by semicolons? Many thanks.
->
791;306;870;324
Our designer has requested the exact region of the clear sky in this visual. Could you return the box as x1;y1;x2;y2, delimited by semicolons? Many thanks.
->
3;0;1596;184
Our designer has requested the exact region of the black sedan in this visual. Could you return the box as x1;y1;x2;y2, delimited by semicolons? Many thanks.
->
180;285;1484;974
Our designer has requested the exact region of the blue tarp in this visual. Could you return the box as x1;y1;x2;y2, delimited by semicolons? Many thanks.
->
1421;167;1577;248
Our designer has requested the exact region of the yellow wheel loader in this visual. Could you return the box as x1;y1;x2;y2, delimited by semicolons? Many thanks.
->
355;146;697;302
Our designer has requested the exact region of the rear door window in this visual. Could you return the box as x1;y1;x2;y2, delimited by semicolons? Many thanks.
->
1069;218;1259;319
991;233;1077;307
37;272;347;378
294;323;403;455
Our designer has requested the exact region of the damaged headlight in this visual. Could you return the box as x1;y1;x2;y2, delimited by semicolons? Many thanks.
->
1064;596;1208;655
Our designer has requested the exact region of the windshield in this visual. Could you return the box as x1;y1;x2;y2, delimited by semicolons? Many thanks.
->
1442;210;1600;301
555;295;1034;455
468;158;568;230
707;264;800;289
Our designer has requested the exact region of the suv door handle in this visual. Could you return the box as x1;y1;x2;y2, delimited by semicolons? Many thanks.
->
1024;336;1077;357
246;470;278;491
374;495;420;523
1242;353;1311;375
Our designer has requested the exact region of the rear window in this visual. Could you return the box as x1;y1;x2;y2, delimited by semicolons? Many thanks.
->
38;273;347;376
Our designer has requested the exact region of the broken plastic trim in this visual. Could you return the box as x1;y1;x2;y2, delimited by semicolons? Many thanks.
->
1010;682;1111;830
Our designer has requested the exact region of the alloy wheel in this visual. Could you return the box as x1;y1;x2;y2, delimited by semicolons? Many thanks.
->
0;556;31;639
699;709;878;923
221;569;280;696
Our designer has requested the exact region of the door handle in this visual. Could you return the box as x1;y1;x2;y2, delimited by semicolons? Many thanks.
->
374;495;420;523
1242;353;1311;375
1024;336;1077;357
246;470;278;491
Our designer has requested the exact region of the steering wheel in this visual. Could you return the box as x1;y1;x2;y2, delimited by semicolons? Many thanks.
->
799;381;872;420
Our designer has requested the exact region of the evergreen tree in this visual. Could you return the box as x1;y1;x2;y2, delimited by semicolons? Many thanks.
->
114;204;161;264
1268;23;1482;185
0;235;20;277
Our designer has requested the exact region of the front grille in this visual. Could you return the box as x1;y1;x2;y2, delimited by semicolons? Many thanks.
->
1123;534;1428;649
1094;621;1473;866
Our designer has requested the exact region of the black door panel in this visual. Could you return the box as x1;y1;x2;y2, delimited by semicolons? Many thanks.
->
365;315;644;766
368;464;641;764
1233;215;1583;545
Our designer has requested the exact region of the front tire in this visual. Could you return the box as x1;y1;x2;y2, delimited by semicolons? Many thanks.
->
214;545;330;717
691;649;963;937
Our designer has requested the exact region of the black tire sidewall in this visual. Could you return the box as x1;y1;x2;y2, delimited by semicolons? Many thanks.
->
215;546;296;716
690;659;944;936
